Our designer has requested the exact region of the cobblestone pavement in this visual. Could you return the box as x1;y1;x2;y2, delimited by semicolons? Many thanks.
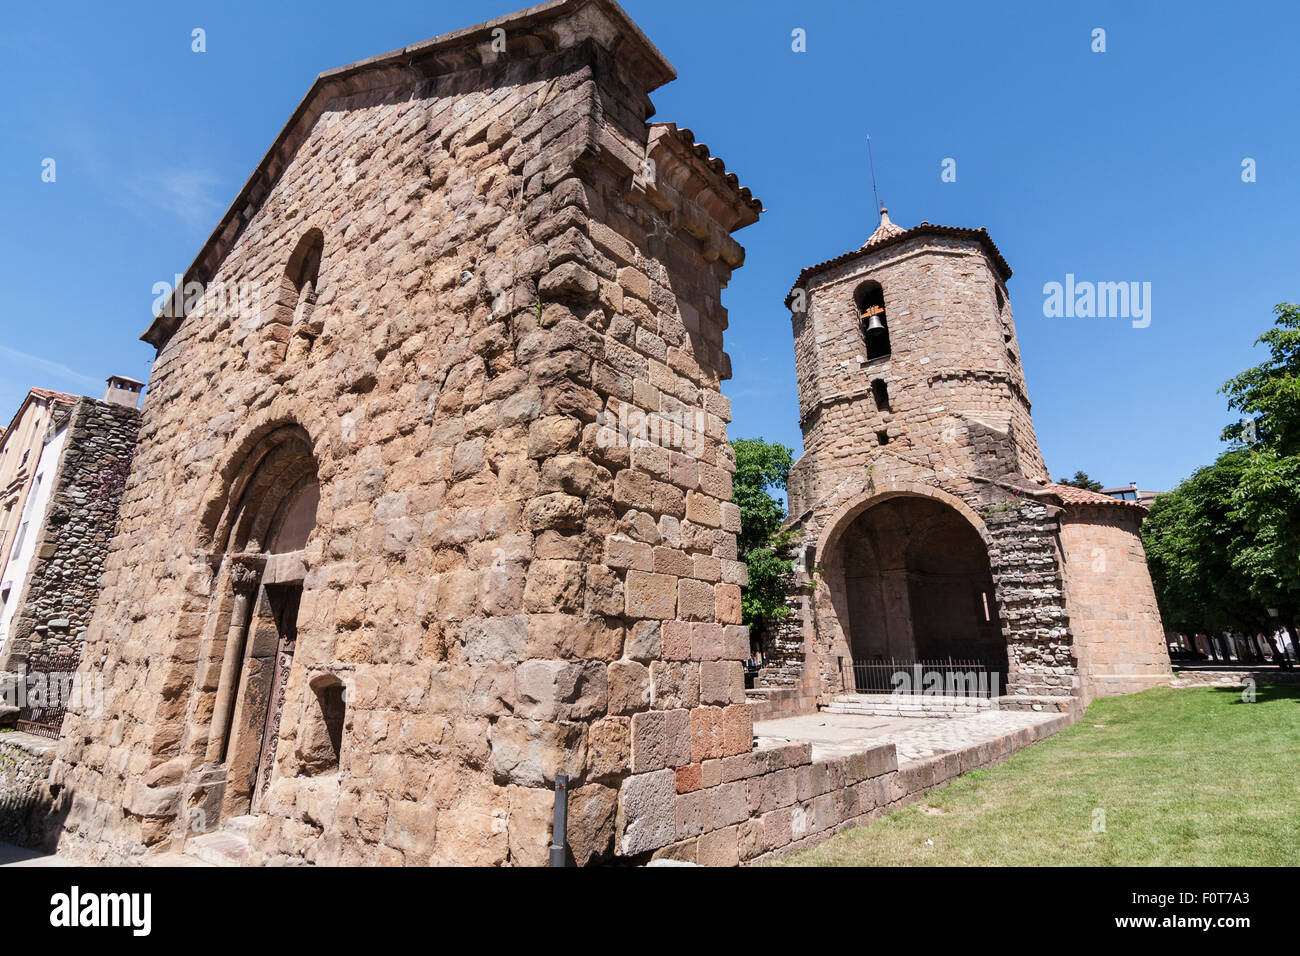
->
753;709;1062;765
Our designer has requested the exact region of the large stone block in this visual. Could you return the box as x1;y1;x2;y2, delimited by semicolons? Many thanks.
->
617;769;675;856
630;708;691;772
625;570;677;619
488;718;587;788
515;660;607;721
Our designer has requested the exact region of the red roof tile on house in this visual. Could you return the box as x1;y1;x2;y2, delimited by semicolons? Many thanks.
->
29;388;78;406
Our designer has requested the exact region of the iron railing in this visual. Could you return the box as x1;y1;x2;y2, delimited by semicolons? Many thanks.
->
850;657;998;698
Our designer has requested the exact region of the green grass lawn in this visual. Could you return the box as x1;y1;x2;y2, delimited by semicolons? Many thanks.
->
776;685;1300;866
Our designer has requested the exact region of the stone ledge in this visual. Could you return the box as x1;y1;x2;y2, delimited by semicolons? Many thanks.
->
742;708;1075;865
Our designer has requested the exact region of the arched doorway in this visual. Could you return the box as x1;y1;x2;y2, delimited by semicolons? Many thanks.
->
828;495;1006;694
201;424;320;820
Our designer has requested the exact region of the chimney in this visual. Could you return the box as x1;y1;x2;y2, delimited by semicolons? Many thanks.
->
103;375;145;409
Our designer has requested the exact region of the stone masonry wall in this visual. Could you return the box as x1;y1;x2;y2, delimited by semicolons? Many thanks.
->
0;731;57;847
982;502;1077;699
50;1;761;866
786;233;1047;526
0;398;140;673
1058;506;1171;702
644;702;1075;865
755;582;805;689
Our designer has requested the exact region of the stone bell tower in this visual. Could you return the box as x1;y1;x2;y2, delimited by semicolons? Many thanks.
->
786;207;1048;522
765;208;1171;710
775;209;1070;706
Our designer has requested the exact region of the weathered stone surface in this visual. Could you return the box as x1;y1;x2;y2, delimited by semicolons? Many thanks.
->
488;718;588;788
0;733;56;847
0;397;140;674
515;660;607;721
607;659;650;715
567;783;616;865
42;0;765;868
617;768;675;856
770;205;1170;710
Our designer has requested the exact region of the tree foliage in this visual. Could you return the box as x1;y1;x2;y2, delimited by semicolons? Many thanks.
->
1142;452;1259;633
1142;304;1300;637
730;438;796;634
1056;470;1103;491
1221;303;1300;454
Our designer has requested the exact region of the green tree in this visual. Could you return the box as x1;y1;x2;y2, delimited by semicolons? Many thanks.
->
730;438;796;635
1221;303;1300;454
1220;303;1300;657
1056;470;1103;491
1142;303;1300;666
1142;452;1259;637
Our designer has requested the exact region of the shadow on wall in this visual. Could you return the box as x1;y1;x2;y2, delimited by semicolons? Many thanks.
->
0;731;70;850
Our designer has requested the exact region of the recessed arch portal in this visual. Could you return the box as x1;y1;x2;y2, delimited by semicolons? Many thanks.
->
211;423;319;556
822;493;1007;690
192;421;324;824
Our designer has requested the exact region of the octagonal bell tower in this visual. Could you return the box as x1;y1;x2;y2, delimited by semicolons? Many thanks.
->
786;208;1048;523
765;209;1081;708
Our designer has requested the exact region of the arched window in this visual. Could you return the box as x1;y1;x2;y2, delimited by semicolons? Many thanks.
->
871;378;890;411
855;281;891;361
297;674;346;776
264;230;324;370
216;425;319;556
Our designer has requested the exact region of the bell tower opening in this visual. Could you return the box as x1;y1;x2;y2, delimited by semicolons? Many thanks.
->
855;281;891;361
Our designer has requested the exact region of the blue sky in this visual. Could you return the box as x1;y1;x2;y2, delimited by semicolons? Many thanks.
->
1;0;1295;491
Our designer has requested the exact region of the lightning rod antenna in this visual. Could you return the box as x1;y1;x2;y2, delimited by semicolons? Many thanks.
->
867;134;882;215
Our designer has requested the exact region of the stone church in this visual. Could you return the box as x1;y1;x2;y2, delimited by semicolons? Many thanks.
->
37;0;1171;867
49;0;765;866
765;209;1172;712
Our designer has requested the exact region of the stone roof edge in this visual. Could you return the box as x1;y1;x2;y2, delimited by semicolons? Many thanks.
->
784;223;1014;308
650;123;762;223
142;0;676;350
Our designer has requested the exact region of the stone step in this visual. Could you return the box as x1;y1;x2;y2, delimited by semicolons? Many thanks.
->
222;815;259;838
832;697;993;712
824;706;962;719
183;829;250;867
145;852;216;867
825;693;996;718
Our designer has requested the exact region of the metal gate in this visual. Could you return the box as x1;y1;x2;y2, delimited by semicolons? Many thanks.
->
850;657;995;698
15;657;81;738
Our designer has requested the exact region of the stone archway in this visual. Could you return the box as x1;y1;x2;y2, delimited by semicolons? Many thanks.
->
817;490;1006;695
188;423;322;825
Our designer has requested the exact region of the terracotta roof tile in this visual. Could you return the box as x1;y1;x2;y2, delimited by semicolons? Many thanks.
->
786;215;1013;306
30;388;78;405
862;207;905;247
1046;482;1147;511
1;387;81;452
656;124;762;215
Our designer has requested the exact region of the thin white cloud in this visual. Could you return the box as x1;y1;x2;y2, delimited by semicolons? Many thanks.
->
0;344;102;392
124;167;226;228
